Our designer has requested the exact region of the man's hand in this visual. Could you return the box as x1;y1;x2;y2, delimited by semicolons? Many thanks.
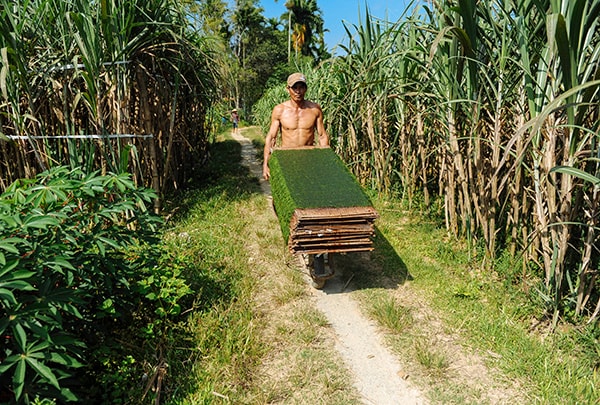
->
263;165;270;180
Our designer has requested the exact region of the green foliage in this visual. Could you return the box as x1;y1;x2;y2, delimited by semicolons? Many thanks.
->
372;198;600;403
0;166;170;403
284;0;330;62
365;292;412;333
135;253;193;339
413;339;449;375
0;0;220;196
229;0;289;116
152;137;264;403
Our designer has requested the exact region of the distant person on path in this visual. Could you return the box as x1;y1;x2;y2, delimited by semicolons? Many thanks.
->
262;72;329;180
231;108;239;134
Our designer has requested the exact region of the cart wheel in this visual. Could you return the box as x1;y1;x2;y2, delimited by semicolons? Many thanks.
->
313;253;326;275
311;277;326;289
308;253;333;289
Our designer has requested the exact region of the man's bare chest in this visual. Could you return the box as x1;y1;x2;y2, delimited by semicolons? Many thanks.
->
280;109;317;130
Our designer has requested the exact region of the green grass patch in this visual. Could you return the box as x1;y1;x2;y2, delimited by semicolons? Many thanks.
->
414;338;450;375
371;197;600;404
362;290;413;333
157;134;265;403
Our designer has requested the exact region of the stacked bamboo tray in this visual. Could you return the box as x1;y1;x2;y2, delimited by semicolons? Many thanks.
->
269;147;378;255
289;206;378;254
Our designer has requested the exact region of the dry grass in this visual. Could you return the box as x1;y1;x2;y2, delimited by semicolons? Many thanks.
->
238;192;363;404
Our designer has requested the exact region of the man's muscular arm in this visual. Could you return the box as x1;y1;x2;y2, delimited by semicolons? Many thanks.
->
263;105;283;180
315;105;330;147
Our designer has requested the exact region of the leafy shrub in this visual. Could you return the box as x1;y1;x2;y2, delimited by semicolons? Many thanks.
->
0;166;165;403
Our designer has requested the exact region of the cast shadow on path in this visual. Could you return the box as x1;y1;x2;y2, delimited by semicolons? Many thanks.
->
315;225;412;295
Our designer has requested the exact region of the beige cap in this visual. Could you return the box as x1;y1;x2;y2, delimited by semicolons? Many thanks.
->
287;72;307;87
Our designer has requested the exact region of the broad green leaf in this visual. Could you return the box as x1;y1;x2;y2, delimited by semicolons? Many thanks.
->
101;298;115;313
48;352;84;368
0;238;22;253
0;354;18;373
0;259;20;278
22;214;60;229
57;301;83;319
60;387;79;401
13;323;27;351
0;287;16;304
97;236;121;249
13;358;25;400
25;356;60;389
53;333;85;348
0;214;19;228
170;303;182;315
0;280;35;291
29;340;51;354
23;322;50;342
96;239;106;256
9;269;36;279
46;257;76;272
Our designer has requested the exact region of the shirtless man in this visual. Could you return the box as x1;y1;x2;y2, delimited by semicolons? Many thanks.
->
262;72;329;180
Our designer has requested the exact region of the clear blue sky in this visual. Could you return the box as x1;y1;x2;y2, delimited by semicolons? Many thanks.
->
259;0;415;53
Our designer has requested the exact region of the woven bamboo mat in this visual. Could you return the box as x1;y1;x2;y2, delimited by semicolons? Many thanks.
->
288;206;378;254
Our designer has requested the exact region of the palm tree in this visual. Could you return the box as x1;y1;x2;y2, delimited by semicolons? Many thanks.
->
281;0;328;62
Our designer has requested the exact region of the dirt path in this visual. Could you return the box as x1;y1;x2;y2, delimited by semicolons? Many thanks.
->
232;132;426;404
310;277;426;404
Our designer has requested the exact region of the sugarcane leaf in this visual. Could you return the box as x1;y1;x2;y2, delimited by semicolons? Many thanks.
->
550;166;600;186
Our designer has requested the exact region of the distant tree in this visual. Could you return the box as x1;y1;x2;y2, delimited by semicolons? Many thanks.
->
231;0;265;63
283;0;330;62
231;0;288;114
188;0;229;38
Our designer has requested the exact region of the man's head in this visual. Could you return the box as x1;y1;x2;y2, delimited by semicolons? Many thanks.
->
287;72;307;89
286;72;307;103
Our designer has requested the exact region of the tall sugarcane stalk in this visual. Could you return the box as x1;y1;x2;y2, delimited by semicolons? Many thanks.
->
0;0;222;202
256;0;600;321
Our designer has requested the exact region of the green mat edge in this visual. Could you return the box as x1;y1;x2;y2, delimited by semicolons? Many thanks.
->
269;148;373;246
269;153;295;244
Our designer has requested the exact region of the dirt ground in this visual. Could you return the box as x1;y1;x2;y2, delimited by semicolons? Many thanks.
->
231;131;523;404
